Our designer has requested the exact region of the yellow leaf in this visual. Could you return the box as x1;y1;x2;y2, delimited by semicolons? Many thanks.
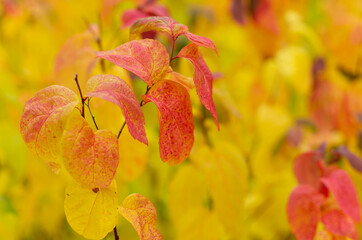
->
64;180;118;240
119;193;163;240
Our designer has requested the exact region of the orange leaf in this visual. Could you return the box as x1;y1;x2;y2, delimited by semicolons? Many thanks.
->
176;43;219;129
321;169;361;223
86;74;147;145
96;39;169;86
61;114;119;188
20;85;78;173
287;185;325;240
130;16;217;52
119;193;163;240
142;81;194;165
164;67;194;91
321;209;358;240
293;151;325;189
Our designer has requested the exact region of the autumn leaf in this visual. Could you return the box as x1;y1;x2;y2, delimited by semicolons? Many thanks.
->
61;114;119;188
130;16;217;52
20;85;79;173
85;74;147;145
287;185;325;240
119;193;162;240
176;43;219;129
163;67;194;91
95;39;169;85
64;180;118;240
320;169;361;223
142;80;194;165
321;209;358;240
293;151;325;189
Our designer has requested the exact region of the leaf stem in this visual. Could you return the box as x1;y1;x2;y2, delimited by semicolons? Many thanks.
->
85;98;99;130
117;86;152;139
169;36;178;64
113;227;119;240
74;74;85;118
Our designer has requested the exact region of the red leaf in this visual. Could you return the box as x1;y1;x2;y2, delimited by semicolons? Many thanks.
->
130;17;217;53
321;169;361;222
293;151;325;189
176;43;219;129
122;9;148;28
321;209;358;240
142;81;194;165
62;115;119;188
96;39;169;85
287;185;325;240
184;32;217;54
86;74;147;145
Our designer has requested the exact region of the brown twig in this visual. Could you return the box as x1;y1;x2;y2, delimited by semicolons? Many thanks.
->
74;74;85;118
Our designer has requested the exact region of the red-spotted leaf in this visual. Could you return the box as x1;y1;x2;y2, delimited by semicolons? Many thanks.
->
142;81;194;165
321;209;358;240
287;185;325;240
321;169;361;223
184;32;217;54
62;114;119;188
336;145;362;172
130;17;217;53
293;151;325;189
20;85;79;173
95;39;169;85
176;43;219;129
86;74;147;145
119;193;163;240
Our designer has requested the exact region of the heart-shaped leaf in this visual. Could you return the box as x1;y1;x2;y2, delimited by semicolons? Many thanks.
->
20;85;79;173
62;114;119;188
64;180;118;240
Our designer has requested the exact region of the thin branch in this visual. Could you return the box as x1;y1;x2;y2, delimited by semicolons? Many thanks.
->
74;74;85;118
85;98;99;130
113;227;119;240
117;120;127;139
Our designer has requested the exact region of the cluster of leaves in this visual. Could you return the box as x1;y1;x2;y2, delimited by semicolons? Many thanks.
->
287;149;361;239
19;11;218;239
